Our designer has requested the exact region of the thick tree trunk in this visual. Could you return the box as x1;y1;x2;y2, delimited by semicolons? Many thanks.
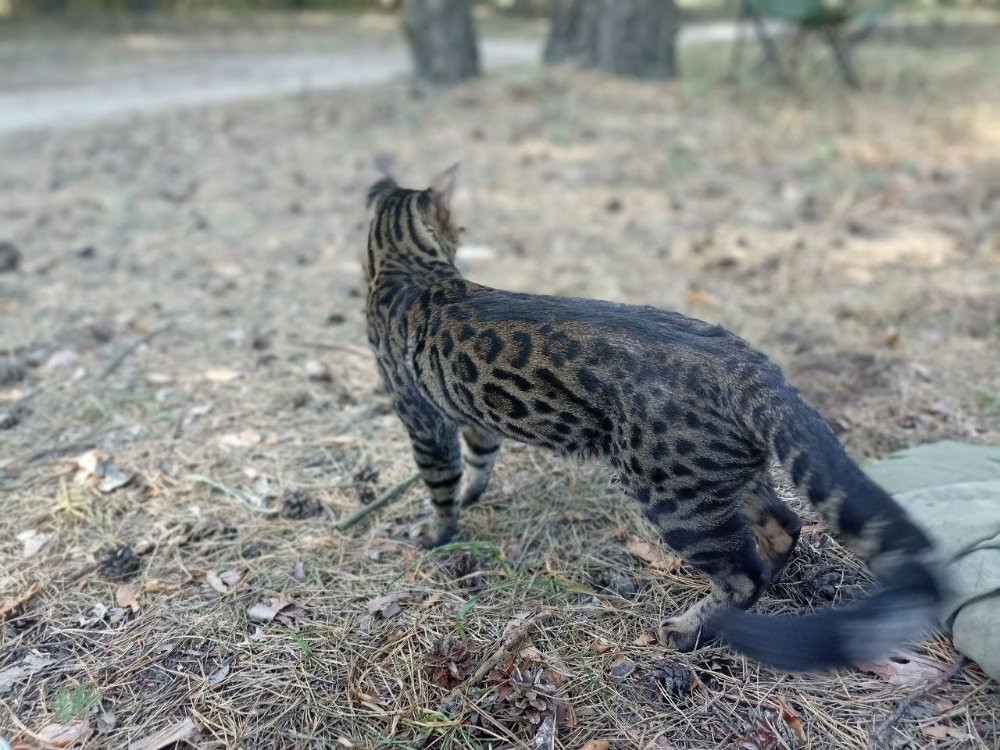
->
543;0;600;65
544;0;680;79
403;0;481;85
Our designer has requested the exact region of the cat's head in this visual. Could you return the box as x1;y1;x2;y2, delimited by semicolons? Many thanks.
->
365;165;461;281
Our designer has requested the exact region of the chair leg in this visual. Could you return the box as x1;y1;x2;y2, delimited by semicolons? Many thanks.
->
748;6;790;85
825;28;860;89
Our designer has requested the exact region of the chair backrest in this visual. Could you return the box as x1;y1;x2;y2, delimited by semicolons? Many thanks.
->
747;0;895;27
747;0;828;23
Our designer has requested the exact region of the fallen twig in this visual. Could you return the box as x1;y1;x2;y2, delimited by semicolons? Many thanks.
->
334;472;420;531
21;429;105;465
869;656;967;749
186;473;277;514
289;339;372;358
464;610;555;692
99;322;174;380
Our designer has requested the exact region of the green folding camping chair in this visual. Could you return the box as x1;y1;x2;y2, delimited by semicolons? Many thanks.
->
731;0;895;88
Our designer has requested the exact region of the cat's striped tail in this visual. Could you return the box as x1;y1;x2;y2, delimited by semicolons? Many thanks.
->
713;375;945;671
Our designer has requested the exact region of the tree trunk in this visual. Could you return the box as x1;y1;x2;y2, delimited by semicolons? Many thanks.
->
543;0;600;65
544;0;680;79
403;0;481;85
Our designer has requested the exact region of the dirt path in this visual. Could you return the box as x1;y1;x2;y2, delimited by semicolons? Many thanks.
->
0;22;768;135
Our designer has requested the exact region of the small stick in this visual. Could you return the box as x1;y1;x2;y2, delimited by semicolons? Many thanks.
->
289;339;372;358
334;472;421;531
186;473;277;515
464;611;555;691
869;656;966;749
100;322;174;380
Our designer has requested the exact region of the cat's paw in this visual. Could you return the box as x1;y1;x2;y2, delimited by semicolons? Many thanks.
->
459;488;485;508
414;518;457;549
657;619;703;653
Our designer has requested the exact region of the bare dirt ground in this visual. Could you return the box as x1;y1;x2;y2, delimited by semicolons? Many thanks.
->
1;16;999;750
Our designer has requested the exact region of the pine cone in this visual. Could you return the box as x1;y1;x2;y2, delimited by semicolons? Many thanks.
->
96;545;141;581
440;549;484;591
644;659;695;699
423;638;477;688
280;489;323;520
493;663;558;730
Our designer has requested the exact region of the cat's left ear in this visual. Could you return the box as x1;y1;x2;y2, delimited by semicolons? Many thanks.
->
366;177;397;211
429;163;459;214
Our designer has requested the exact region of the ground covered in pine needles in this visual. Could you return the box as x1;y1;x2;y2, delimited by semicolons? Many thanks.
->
1;18;999;750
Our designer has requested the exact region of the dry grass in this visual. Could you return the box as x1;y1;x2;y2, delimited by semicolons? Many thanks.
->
2;22;999;750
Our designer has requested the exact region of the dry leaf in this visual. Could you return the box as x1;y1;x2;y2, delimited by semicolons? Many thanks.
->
128;717;198;750
17;529;52;558
519;646;544;662
856;650;945;687
353;689;385;707
98;710;117;732
0;387;27;404
219;570;241;587
74;450;134;493
205;570;241;595
183;403;212;427
207;663;230;685
579;742;611;750
535;713;556;750
922;726;972;741
38;719;92;747
633;632;656;647
734;725;779;750
115;583;140;612
0;581;42;619
247;598;309;626
203;367;241;383
365;590;410;619
218;429;262;450
686;289;714;306
205;570;230;595
625;536;680;571
0;654;54;696
610;659;636;683
777;697;806;745
590;640;612;654
305;360;332;382
142;580;178;594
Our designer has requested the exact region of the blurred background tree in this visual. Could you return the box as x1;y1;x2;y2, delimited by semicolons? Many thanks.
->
545;0;680;78
403;0;479;84
403;0;480;83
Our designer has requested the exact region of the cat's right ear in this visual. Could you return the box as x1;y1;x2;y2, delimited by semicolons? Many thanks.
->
366;177;397;211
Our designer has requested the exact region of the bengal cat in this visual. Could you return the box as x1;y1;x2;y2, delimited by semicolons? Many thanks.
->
362;166;944;671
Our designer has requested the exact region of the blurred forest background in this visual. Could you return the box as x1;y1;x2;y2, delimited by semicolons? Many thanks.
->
1;0;998;16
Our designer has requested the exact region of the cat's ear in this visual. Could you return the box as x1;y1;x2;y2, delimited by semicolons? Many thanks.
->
429;163;459;214
366;176;397;210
